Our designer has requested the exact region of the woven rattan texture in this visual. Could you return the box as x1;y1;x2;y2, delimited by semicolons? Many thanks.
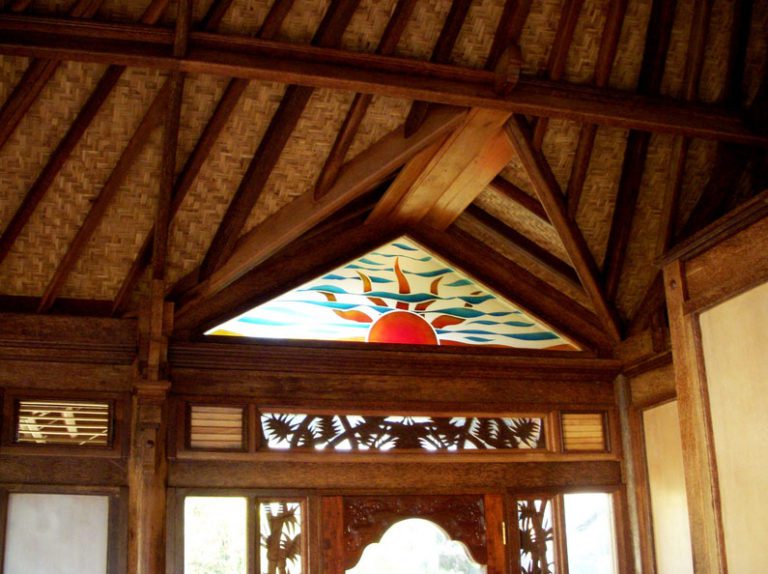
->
609;0;651;90
0;56;29;108
564;0;610;84
455;212;590;309
341;0;397;53
698;0;733;103
518;0;563;75
451;0;504;68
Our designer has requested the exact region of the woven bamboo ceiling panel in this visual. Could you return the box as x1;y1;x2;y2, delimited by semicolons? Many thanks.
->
0;0;765;354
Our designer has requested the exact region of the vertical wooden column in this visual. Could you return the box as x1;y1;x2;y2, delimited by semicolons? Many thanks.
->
663;260;725;574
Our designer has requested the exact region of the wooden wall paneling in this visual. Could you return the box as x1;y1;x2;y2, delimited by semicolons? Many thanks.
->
0;488;7;574
320;496;344;574
0;456;127;485
484;493;508;574
1;17;766;144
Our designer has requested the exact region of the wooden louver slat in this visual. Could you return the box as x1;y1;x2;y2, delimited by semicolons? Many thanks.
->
16;399;111;447
561;412;606;451
189;405;244;450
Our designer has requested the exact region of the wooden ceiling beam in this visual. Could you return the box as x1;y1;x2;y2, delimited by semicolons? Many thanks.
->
0;0;110;153
602;0;679;302
504;115;622;342
368;108;512;229
462;204;580;288
1;16;765;144
532;0;585;150
173;105;466;318
0;0;173;268
565;0;627;217
36;81;171;313
412;225;612;354
111;0;296;315
314;0;418;199
486;0;531;70
404;0;473;137
199;0;361;279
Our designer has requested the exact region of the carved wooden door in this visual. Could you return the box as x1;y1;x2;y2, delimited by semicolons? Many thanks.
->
320;494;507;574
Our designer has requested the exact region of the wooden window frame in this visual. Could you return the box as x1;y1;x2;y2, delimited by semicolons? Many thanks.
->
0;389;129;458
0;484;127;574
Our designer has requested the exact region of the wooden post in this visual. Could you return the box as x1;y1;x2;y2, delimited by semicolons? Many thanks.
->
663;260;725;574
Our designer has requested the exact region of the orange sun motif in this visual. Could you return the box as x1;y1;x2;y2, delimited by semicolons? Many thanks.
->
315;258;480;345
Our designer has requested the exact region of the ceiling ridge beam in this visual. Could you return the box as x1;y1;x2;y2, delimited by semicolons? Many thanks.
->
504;115;623;342
532;0;585;150
198;0;362;279
404;0;473;137
314;0;418;199
0;0;166;154
602;0;679;302
0;0;174;268
36;80;171;314
564;0;627;218
111;0;297;315
172;105;466;317
1;16;765;144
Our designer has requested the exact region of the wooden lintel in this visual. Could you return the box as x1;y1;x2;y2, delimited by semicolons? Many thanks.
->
0;15;765;144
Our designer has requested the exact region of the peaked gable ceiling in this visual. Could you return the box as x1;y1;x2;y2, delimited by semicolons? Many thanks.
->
0;0;766;355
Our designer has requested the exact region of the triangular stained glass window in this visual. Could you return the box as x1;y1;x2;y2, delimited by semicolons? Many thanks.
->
207;237;577;350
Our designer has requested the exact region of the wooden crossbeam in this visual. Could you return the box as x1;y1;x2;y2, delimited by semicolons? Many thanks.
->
367;108;512;228
504;115;622;342
111;0;296;315
0;0;109;152
0;15;765;144
565;0;627;217
314;0;418;199
173;106;466;319
404;0;473;137
199;0;361;278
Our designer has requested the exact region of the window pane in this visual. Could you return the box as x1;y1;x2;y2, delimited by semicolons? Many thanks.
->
185;496;247;574
4;493;109;574
563;493;617;574
518;499;555;574
259;501;303;574
347;518;485;574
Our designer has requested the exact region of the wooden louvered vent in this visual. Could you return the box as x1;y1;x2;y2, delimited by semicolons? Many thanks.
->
561;413;607;451
189;405;245;450
16;400;111;447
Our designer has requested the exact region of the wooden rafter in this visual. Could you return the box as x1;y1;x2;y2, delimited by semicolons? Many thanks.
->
199;0;361;279
173;105;466;322
504;115;622;342
462;205;580;288
36;81;171;313
487;177;549;223
0;0;106;152
531;0;585;150
111;0;297;315
413;226;612;353
602;0;678;302
1;16;765;144
313;0;418;199
485;0;532;70
0;0;173;268
565;0;627;217
404;0;473;137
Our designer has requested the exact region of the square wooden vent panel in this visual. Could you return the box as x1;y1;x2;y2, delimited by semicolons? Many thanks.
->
15;399;111;447
561;413;607;451
189;405;245;450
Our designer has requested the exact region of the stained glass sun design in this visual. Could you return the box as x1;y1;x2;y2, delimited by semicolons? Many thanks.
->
207;237;576;350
